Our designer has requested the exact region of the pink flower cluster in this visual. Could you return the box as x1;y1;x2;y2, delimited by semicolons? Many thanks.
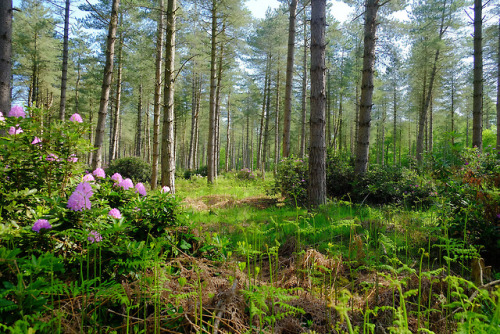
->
8;125;23;135
111;173;123;183
135;183;147;196
108;208;122;219
88;230;102;243
8;106;26;118
67;182;93;211
93;168;105;178
69;113;83;123
32;219;52;233
119;178;134;190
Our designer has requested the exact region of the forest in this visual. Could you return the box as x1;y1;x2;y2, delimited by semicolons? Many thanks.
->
0;0;499;333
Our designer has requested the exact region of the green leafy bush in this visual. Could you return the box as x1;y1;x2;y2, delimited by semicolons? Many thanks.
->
106;157;152;183
236;168;256;181
273;157;308;207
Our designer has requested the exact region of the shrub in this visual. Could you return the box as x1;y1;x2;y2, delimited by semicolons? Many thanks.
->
106;157;151;183
273;156;308;207
236;168;256;181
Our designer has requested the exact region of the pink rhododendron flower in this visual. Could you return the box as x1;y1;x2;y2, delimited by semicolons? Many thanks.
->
46;153;59;162
0;111;5;122
111;173;123;183
31;137;42;145
135;183;147;196
67;154;78;163
88;230;102;243
32;219;52;233
118;178;134;190
82;173;95;182
93;168;105;178
8;106;25;118
67;182;93;211
8;126;23;135
108;208;122;219
161;186;170;193
69;113;83;123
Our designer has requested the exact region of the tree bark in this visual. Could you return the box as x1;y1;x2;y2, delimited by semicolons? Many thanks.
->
416;0;447;164
274;68;281;175
92;0;120;170
258;55;270;169
354;0;378;175
225;93;231;172
282;0;297;158
207;0;218;183
497;17;500;154
472;0;483;149
151;0;164;189
135;84;143;157
0;0;11;118
161;0;176;192
308;0;327;207
109;23;123;162
300;11;308;158
58;0;70;121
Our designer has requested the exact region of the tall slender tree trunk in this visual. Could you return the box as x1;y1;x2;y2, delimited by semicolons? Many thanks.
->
309;0;327;207
282;0;298;158
161;0;176;192
188;73;199;170
274;68;281;175
92;0;120;170
151;0;164;189
59;0;70;121
263;62;272;176
207;0;218;183
109;25;123;162
354;0;378;175
258;56;270;169
300;12;308;158
451;74;455;145
416;0;447;164
225;93;231;171
215;29;224;177
0;0;12;118
393;83;397;165
472;0;483;149
135;84;143;156
496;17;500;154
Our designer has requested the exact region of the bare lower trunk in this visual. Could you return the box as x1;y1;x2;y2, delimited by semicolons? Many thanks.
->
300;12;308;158
207;0;218;183
308;0;327;207
92;0;120;170
110;26;123;162
161;0;176;192
151;0;164;189
0;0;11;115
472;0;483;149
59;0;70;121
354;0;378;175
135;84;143;157
282;0;297;158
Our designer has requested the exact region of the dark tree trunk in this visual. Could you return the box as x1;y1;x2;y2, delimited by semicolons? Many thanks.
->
0;0;12;116
59;0;70;121
308;0;327;207
282;0;298;158
207;0;218;183
300;11;308;158
354;0;378;175
92;0;120;169
472;0;483;149
151;0;164;189
135;84;143;157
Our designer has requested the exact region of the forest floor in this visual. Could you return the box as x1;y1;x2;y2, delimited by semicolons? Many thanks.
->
164;179;495;334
